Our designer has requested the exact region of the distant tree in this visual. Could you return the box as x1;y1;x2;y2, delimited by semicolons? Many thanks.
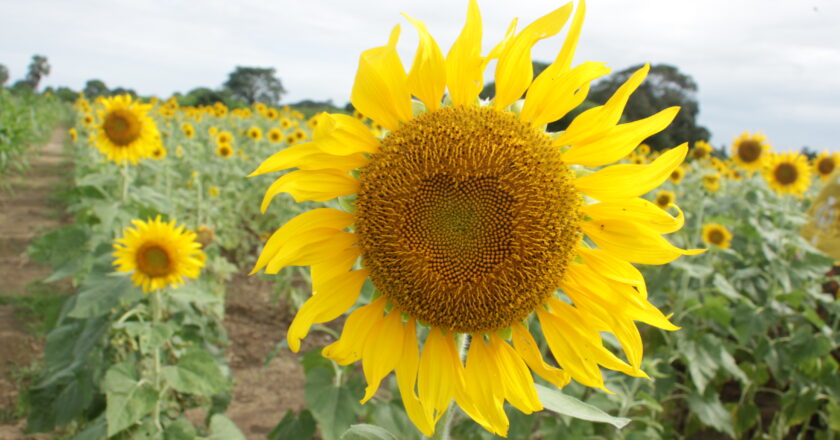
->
581;63;710;151
83;79;109;98
0;64;8;87
223;66;286;105
181;87;228;106
25;54;51;90
110;87;136;97
54;86;78;102
10;80;33;95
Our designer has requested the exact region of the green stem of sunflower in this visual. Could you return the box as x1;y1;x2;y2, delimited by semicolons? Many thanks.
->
150;288;163;433
120;161;129;203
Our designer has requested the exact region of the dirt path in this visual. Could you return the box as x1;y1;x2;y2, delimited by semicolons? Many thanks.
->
0;127;69;439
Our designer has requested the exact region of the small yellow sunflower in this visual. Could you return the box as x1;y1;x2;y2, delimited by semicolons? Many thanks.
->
703;173;721;192
353;109;366;121
151;146;167;160
266;108;279;120
216;131;233;147
801;169;840;259
638;143;651;156
813;150;840;182
209;126;219;136
113;216;205;293
247;126;263;141
251;1;700;436
691;140;712;160
182;122;195;138
267;128;284;143
68;128;78;143
293;128;308;142
669;166;686;184
216;143;234;159
280;118;292;130
94;95;161;164
702;223;732;249
654;190;675;210
208;186;220;197
763;152;811;197
732;132;771;171
82;113;95;127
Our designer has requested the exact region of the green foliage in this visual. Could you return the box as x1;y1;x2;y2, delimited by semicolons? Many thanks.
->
83;79;109;98
223;66;287;105
269;410;317;440
0;64;8;86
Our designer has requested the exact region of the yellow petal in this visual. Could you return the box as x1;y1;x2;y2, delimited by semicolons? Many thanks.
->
312;113;380;155
463;336;508;436
446;0;483;107
403;13;446;111
561;106;680;167
554;0;586;72
574;143;688;201
253;209;354;274
418;328;463;423
489;334;542;414
581;197;684;235
260;169;359;211
287;268;368;353
350;25;412;131
323;298;386;365
311;245;361;292
511;323;570;389
521;61;609;127
576;246;648;298
537;306;606;389
395;318;435;437
581;216;702;265
264;230;357;274
248;141;368;177
361;309;406;403
493;4;573;109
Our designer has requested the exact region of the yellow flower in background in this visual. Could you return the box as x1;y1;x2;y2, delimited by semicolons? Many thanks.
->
266;107;279;120
208;186;220;197
763;152;811;197
654;190;675;210
732;132;771;171
250;1;700;436
669;166;686;184
702;223;732;249
216;131;233;147
267;128;284;143
801;169;840;259
629;153;647;165
692;140;712;160
279;118;292;130
82;113;95;127
216;143;234;159
68;128;78;143
94;94;161;165
813;150;840;182
208;126;219;137
151;146;167;160
703;173;721;192
638;143;651;156
293;128;307;143
247;126;263;141
353;109;366;121
175;145;184;159
182;122;195;138
113;216;205;293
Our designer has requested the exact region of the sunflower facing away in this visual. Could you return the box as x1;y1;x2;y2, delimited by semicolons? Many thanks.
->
250;1;700;436
813;150;840;182
763;152;811;197
113;216;205;293
702;223;732;249
731;132;771;171
94;95;161;164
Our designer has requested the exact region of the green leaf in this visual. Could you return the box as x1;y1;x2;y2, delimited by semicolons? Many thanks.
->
68;270;136;318
341;424;397;440
162;348;229;397
207;414;246;440
104;362;159;437
686;390;734;437
712;274;740;301
305;360;364;440
164;416;198;440
269;410;316;440
827;402;840;432
535;384;630;429
71;415;106;440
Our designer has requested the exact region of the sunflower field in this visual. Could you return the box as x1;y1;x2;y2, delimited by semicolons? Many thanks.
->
3;2;840;440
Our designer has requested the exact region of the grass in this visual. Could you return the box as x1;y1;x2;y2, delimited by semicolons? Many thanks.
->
0;281;68;336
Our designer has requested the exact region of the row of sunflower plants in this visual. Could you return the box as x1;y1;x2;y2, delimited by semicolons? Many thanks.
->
0;87;71;188
24;95;318;438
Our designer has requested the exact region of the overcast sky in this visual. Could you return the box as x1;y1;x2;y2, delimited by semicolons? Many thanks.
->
3;0;839;152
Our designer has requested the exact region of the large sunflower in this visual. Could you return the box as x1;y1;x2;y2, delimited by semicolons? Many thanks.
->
94;95;161;164
731;132;771;171
113;216;205;293
763;152;811;197
251;1;699;436
813;150;840;182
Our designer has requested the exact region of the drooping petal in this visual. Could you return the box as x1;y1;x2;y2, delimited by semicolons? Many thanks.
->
511;323;570;389
260;169;359;211
312;113;381;155
581;198;684;235
462;336;508;436
493;4;573;109
361;308;406;403
561;106;680;167
489;334;542;414
446;0;483;106
395;318;435;437
248;141;368;176
253;209;354;274
574;143;688;201
351;25;412;131
418;328;463;423
287;268;369;352
323;298;387;365
403;13;446;111
521;61;609;127
581;216;702;265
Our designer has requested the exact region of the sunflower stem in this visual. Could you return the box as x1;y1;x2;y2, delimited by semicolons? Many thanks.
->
150;288;163;433
120;161;129;203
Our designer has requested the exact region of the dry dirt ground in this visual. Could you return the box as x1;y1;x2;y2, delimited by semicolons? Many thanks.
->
0;128;323;439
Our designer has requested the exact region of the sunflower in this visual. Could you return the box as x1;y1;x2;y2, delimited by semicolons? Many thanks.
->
763;152;811;197
801;170;840;259
182;122;195;139
654;190;675;210
94;95;161;164
692;140;712;160
68;128;78;143
216;131;233;147
703;173;721;192
813;150;840;182
216;143;234;159
669;165;686;184
247;126;263;141
702;223;732;249
251;2;699;436
209;126;219;136
208;186;220;197
280;118;292;130
151;146;167;160
113;216;205;293
82;113;95;127
266;108;279;120
267;128;284;143
732;132;771;171
638;143;651;156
